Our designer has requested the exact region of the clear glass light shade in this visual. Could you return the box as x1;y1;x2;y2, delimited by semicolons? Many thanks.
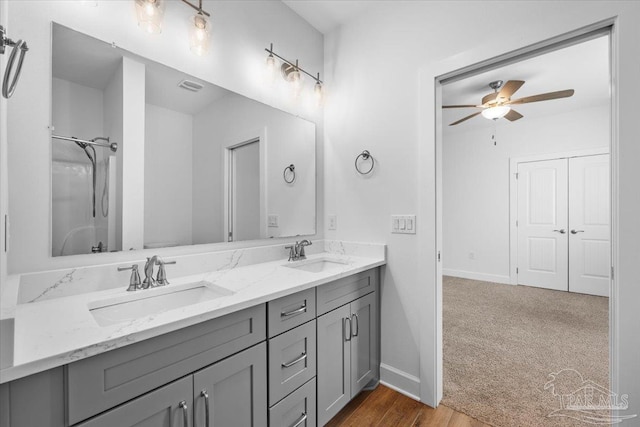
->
189;13;210;56
265;54;276;83
314;81;324;106
135;0;165;35
481;105;511;120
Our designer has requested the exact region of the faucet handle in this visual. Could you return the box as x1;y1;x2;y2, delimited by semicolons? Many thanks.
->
284;245;296;261
298;240;312;259
155;260;175;286
118;264;142;291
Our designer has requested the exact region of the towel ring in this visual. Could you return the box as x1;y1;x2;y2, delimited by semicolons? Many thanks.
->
283;164;296;184
355;150;374;175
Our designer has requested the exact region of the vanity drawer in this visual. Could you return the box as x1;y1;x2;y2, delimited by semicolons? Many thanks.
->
316;269;378;315
269;378;317;427
67;304;266;425
268;320;316;406
268;288;316;337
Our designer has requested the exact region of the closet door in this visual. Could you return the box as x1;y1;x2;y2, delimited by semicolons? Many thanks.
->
517;159;569;291
568;154;610;296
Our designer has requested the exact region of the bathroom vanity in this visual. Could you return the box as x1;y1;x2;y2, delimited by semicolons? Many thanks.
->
0;245;384;427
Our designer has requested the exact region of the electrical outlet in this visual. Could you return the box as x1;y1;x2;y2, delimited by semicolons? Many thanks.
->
268;215;279;227
391;215;416;234
328;215;337;230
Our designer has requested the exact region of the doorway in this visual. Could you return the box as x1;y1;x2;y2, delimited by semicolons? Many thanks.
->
226;139;261;242
437;30;612;426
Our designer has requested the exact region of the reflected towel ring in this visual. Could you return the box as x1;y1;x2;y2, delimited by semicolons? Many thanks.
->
283;164;296;183
355;150;374;175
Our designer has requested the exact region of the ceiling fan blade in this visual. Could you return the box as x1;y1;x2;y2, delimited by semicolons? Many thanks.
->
449;111;482;126
442;104;482;109
504;109;523;121
508;89;575;105
497;80;525;101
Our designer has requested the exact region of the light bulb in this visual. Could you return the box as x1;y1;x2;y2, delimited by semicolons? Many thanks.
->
135;0;164;34
189;13;210;56
481;105;511;120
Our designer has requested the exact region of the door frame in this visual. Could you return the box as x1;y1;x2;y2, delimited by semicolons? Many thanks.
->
509;147;609;286
420;18;618;407
222;127;267;242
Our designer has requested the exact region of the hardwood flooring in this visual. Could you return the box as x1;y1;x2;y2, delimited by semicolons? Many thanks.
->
325;385;491;427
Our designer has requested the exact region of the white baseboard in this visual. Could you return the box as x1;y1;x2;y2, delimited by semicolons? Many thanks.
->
443;268;512;285
379;363;420;401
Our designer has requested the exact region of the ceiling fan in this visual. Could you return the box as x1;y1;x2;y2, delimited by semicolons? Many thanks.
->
443;80;574;126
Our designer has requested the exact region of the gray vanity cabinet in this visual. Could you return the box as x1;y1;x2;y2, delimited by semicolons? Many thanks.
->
317;273;378;427
75;376;193;427
193;342;267;427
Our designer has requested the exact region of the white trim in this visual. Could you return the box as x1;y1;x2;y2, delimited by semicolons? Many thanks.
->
508;147;609;285
421;18;618;408
222;127;268;242
443;269;511;285
379;363;421;401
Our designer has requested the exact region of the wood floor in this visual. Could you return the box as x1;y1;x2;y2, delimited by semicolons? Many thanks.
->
325;385;491;427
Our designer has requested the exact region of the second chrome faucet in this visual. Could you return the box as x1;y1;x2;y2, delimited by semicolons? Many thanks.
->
119;256;176;291
285;240;312;261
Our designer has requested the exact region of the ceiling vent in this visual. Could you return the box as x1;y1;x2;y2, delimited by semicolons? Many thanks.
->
178;79;204;92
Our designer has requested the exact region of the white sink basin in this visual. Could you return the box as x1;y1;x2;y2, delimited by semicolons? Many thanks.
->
285;257;350;273
89;281;234;326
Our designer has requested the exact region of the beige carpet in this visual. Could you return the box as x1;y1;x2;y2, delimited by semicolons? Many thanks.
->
442;276;609;427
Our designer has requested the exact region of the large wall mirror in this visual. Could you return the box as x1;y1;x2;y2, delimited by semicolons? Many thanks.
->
51;23;316;257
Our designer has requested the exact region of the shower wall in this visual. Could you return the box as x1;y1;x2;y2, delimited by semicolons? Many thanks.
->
51;77;110;256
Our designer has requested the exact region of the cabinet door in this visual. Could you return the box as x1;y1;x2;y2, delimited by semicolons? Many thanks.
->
317;304;351;426
193;342;267;427
350;292;377;397
76;376;192;427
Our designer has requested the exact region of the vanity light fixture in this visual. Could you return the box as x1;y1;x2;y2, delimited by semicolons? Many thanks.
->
135;0;211;56
134;0;166;35
265;43;323;103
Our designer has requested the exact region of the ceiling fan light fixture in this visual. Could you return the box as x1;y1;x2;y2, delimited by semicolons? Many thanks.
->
482;105;511;120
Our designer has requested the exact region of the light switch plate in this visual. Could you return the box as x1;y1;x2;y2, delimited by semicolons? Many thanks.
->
328;215;337;230
268;215;279;227
391;215;416;234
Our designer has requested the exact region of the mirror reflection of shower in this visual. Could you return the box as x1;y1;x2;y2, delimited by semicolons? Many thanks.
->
51;134;118;256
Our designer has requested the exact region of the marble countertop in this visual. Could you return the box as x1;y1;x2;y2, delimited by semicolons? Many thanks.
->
0;250;385;384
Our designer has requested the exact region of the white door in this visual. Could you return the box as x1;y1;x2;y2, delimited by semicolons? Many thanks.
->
228;141;261;242
568;154;610;296
517;159;569;291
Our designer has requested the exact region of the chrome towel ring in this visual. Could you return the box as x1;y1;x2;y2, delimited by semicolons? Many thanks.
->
1;25;29;99
355;150;375;175
283;164;296;183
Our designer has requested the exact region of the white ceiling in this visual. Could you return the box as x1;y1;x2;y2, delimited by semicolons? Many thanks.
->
282;0;377;34
53;25;231;116
442;35;610;131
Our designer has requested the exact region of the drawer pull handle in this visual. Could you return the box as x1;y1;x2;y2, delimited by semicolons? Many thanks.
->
352;313;359;337
201;390;210;427
344;316;352;341
281;304;307;317
291;412;308;427
179;400;188;427
282;352;307;368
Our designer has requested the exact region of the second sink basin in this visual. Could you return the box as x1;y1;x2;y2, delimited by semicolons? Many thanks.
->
89;281;234;327
285;257;350;273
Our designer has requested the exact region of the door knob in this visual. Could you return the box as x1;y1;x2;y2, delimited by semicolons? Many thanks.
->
553;229;566;234
571;229;585;234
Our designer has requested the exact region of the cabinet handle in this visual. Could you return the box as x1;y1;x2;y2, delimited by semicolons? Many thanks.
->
281;304;307;317
201;390;210;427
352;313;359;337
344;317;352;341
291;412;308;427
179;401;188;427
282;352;308;368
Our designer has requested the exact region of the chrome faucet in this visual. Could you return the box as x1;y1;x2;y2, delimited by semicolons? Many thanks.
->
143;256;176;288
285;240;313;261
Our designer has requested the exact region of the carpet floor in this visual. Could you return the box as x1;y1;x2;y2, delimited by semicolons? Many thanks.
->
442;276;609;427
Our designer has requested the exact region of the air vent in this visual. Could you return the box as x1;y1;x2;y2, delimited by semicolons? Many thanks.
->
177;79;204;92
